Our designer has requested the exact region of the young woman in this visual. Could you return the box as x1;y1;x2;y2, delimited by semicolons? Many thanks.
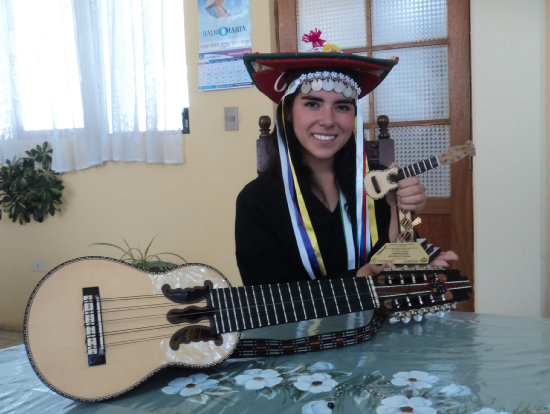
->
236;35;452;287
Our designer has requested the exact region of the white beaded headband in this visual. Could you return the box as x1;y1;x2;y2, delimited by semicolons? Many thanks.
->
275;70;361;101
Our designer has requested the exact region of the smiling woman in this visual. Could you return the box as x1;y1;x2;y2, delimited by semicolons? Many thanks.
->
235;30;430;290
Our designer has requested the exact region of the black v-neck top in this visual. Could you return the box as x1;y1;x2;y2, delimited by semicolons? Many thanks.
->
235;164;391;286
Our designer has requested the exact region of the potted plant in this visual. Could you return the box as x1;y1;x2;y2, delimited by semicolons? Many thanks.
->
92;236;187;272
0;142;63;224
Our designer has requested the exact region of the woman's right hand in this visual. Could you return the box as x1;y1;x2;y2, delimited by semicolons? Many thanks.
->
356;261;393;277
430;250;459;267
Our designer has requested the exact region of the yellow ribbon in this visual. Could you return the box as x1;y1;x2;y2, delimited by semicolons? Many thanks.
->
281;106;327;276
364;158;379;247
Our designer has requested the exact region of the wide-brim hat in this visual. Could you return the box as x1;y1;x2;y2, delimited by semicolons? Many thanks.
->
243;51;398;103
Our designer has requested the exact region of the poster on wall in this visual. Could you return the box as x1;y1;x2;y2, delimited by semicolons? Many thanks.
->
198;0;253;90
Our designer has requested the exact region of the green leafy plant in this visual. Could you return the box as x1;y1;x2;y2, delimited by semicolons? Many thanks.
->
92;236;187;272
0;142;63;224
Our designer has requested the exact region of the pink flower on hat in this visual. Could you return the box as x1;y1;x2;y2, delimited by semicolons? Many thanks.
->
302;28;326;49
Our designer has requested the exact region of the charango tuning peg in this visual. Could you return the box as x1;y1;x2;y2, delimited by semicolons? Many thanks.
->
389;311;405;323
389;316;400;324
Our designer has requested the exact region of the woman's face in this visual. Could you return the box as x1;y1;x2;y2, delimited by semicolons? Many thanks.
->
290;89;355;167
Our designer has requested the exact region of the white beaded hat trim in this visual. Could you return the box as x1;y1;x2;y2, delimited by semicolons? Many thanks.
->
276;70;361;100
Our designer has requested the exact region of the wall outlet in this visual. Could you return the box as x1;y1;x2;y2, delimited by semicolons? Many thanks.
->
32;260;46;272
224;106;238;131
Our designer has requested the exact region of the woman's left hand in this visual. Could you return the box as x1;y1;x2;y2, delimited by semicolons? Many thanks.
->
397;176;426;213
387;162;427;213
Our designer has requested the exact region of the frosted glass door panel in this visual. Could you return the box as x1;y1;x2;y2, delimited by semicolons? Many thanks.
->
388;125;450;198
373;46;449;122
296;0;367;51
371;0;447;45
362;129;371;141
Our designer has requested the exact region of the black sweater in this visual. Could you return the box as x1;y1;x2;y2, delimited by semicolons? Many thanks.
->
235;164;391;286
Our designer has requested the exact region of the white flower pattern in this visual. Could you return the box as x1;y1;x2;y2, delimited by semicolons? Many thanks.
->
294;372;338;393
161;373;218;397
440;383;471;397
302;399;333;414
376;395;436;414
391;370;439;390
308;361;334;371
234;368;283;390
158;362;519;414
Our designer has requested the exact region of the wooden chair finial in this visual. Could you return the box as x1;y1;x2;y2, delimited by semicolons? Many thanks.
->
377;115;389;140
259;115;271;140
257;115;272;173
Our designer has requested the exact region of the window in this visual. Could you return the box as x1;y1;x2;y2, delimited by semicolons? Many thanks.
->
0;0;188;171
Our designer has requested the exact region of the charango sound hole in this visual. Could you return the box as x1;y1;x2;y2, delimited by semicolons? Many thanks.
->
166;306;213;324
162;280;213;303
169;326;223;350
162;280;222;350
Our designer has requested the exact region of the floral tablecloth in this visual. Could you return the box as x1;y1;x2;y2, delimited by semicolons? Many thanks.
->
1;312;550;414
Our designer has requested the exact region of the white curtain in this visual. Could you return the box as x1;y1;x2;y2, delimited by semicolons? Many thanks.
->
0;0;187;172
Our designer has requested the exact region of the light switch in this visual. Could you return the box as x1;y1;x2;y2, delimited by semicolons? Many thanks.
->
224;106;238;131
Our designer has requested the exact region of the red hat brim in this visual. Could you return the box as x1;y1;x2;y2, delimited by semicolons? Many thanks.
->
243;52;398;103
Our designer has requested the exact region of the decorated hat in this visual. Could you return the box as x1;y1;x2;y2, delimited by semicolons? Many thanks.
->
243;29;398;103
